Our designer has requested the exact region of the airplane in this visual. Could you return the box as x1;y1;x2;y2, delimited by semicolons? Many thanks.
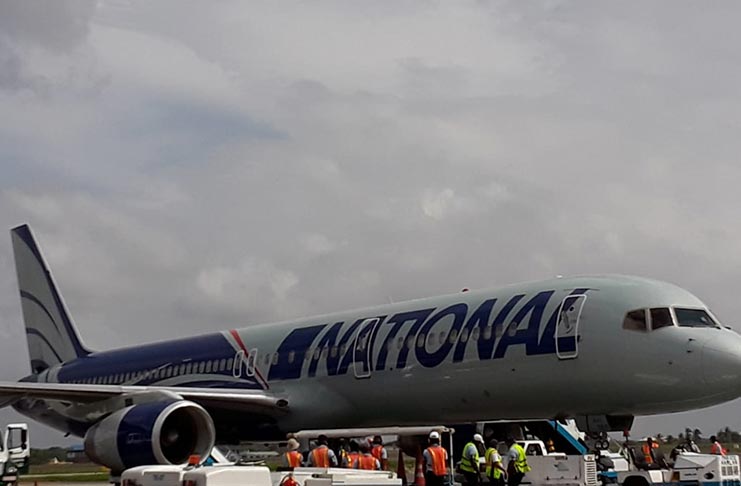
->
1;223;741;473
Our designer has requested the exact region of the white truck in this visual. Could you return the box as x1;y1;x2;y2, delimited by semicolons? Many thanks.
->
0;424;29;486
618;452;741;486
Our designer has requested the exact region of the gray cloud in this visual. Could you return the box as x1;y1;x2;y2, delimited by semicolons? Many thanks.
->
0;0;98;94
2;0;741;445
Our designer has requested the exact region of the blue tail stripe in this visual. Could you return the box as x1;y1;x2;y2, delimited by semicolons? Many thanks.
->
13;225;90;357
20;290;64;338
25;328;64;362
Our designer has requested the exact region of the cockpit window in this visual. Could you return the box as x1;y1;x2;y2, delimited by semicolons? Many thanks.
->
650;308;673;330
675;308;718;328
623;309;647;332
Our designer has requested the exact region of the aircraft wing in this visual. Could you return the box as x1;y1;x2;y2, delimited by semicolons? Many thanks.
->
0;381;289;415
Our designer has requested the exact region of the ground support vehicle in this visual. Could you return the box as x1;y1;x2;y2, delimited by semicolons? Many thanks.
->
0;424;29;486
618;453;741;486
520;453;600;486
121;465;401;486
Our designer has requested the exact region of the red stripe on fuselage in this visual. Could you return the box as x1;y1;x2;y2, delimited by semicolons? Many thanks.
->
229;329;269;390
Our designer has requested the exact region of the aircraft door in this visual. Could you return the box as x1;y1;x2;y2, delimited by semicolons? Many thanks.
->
353;318;380;379
556;294;587;360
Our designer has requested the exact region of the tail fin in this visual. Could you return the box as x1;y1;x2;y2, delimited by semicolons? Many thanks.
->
10;224;91;374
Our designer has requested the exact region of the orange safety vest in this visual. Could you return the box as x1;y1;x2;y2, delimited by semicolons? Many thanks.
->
312;446;331;467
711;442;727;456
372;445;385;460
286;451;303;468
642;443;657;464
357;454;377;470
426;446;448;476
347;452;360;468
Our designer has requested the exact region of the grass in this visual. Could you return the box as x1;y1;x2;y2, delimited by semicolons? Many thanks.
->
19;463;110;482
20;472;110;483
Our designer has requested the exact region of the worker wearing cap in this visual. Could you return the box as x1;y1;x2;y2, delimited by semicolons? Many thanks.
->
354;442;381;470
423;431;449;486
308;434;338;468
284;438;303;469
485;439;506;486
371;435;389;471
460;434;485;486
505;437;530;486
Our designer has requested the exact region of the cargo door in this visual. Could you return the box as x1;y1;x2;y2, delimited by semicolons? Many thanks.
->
556;294;587;359
353;318;380;379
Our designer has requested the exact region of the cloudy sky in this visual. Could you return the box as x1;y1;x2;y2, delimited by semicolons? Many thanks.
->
1;0;741;447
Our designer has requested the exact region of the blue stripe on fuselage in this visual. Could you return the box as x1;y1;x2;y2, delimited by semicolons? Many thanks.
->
56;333;259;388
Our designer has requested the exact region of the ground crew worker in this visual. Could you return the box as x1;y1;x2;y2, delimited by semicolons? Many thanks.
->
354;442;381;470
485;439;506;486
686;437;701;453
423;431;449;486
371;435;389;471
505;437;530;486
641;437;659;465
284;438;303;469
545;439;556;453
345;440;361;469
460;434;485;486
308;434;339;467
710;436;727;456
338;438;350;467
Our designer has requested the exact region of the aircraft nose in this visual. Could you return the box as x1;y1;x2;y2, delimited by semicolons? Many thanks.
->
702;332;741;387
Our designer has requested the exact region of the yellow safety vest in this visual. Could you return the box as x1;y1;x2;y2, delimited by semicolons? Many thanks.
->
460;442;479;473
485;448;502;479
512;444;531;473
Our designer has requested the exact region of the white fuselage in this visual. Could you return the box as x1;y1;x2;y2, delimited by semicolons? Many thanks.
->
18;274;741;440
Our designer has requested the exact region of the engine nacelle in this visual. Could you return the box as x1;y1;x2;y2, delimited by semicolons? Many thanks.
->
84;400;215;472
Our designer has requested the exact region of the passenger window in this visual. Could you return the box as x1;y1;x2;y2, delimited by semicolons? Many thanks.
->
460;329;469;343
272;353;279;365
406;336;414;349
623;309;648;332
205;361;212;373
288;351;295;364
417;334;425;347
650;308;673;330
226;358;233;369
439;331;446;344
483;326;492;340
331;346;338;358
449;330;458;343
471;328;480;341
494;323;504;338
675;308;718;328
397;337;404;349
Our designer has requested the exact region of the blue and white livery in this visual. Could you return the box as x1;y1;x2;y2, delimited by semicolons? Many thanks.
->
2;224;741;473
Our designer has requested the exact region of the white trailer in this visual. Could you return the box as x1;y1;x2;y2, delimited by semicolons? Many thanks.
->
521;454;599;486
121;465;189;486
178;466;401;486
618;453;741;486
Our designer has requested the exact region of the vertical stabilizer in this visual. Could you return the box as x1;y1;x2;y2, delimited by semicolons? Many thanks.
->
10;225;90;373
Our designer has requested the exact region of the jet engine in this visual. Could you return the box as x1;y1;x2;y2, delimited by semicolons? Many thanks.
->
83;400;215;472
